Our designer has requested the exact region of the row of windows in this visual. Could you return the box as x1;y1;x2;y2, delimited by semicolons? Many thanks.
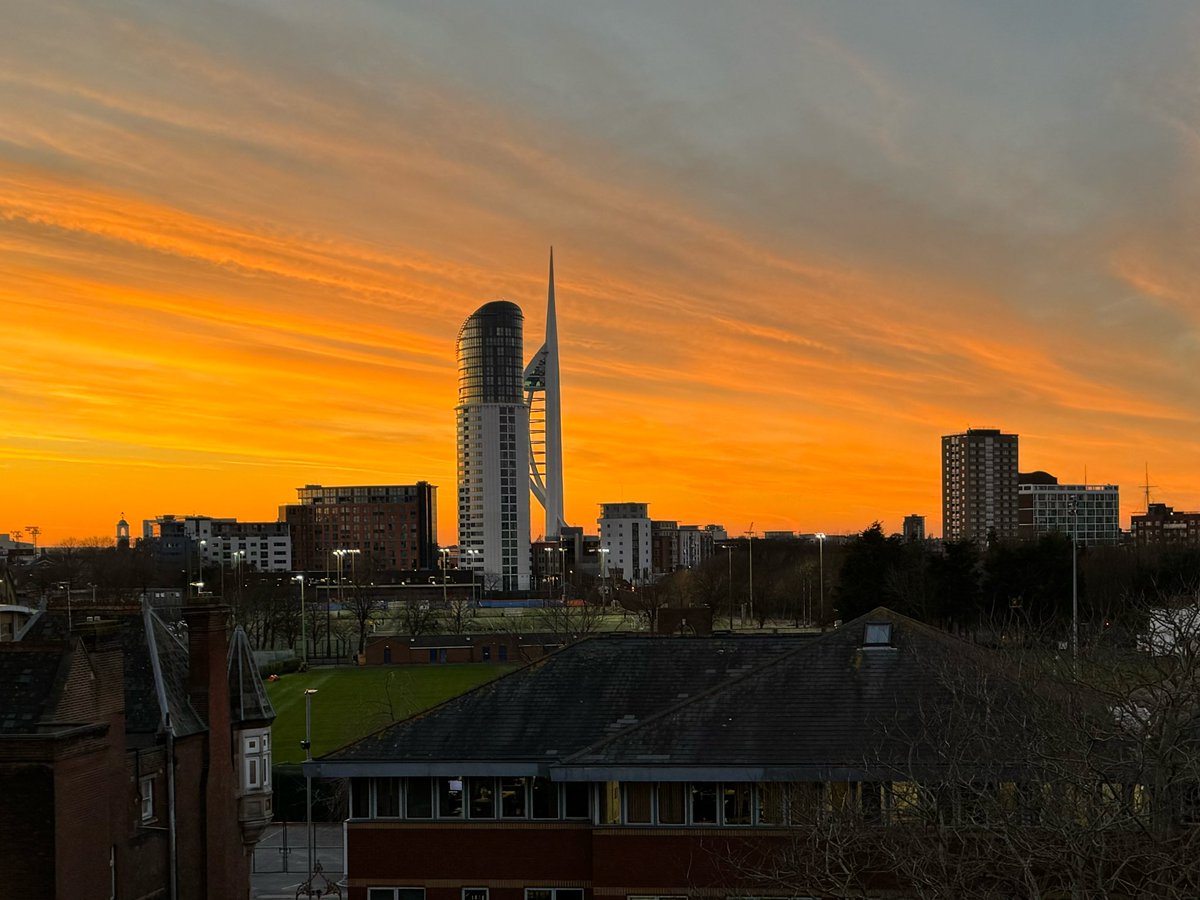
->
350;777;590;821
370;891;588;900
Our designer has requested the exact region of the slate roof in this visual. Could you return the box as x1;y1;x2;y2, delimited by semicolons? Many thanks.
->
17;603;206;738
228;626;276;726
560;609;1008;779
319;634;807;776
0;646;68;733
313;611;1049;782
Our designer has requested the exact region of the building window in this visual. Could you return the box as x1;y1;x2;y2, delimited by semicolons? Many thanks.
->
406;778;433;818
469;777;496;818
439;778;464;817
690;783;718;824
368;890;425;900
463;891;489;900
526;891;584;900
243;732;272;791
375;778;401;818
564;782;591;819
140;775;155;822
531;777;559;819
501;776;528;818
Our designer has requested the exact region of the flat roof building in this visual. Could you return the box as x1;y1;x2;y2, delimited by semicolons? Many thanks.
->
942;428;1019;543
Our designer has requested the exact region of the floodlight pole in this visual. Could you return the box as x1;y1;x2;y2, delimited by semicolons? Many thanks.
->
304;688;318;877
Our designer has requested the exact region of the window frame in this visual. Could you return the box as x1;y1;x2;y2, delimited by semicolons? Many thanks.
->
139;775;155;823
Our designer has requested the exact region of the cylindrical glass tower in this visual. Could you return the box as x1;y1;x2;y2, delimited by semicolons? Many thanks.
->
456;301;531;592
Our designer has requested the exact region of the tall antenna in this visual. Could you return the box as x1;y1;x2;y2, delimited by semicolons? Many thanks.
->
1143;463;1158;511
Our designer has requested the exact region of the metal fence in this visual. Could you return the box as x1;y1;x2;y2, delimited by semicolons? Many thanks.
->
253;821;344;875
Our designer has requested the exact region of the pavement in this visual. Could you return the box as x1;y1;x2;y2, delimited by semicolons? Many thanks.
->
252;822;345;899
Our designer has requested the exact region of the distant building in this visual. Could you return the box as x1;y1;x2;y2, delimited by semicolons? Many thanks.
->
651;521;680;575
676;524;713;569
763;530;797;541
599;503;652;585
902;515;926;542
282;483;437;575
1131;503;1200;547
456;301;531;592
1018;472;1119;545
0;599;275;900
941;428;1019;542
142;514;293;573
704;524;729;541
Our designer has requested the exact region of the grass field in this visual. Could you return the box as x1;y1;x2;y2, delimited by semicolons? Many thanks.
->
266;664;517;764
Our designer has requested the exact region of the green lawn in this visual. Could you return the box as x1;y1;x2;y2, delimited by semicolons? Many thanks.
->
266;664;517;764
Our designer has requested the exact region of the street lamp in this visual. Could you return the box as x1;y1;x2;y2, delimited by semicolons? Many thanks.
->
232;550;245;606
558;546;567;602
439;548;450;611
1069;500;1079;677
543;547;554;603
725;545;733;630
302;688;318;878
293;575;307;667
197;539;207;598
598;547;610;605
465;548;480;607
814;533;826;625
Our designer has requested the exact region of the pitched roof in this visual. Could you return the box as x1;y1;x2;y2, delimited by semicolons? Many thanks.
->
313;611;1051;782
318;634;807;776
0;645;68;733
228;626;275;726
559;609;998;779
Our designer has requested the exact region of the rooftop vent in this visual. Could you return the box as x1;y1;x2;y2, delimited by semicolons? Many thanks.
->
863;622;893;647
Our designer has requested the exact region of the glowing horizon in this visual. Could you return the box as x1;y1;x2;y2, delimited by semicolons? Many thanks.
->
2;2;1197;547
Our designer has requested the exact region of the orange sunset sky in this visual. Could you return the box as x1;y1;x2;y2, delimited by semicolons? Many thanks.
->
3;2;1198;547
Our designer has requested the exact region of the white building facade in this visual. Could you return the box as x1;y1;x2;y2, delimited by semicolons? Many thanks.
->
456;301;531;592
1018;483;1119;545
599;503;653;585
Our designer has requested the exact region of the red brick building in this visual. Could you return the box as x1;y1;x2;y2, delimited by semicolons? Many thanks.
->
282;482;438;575
1131;502;1200;546
0;599;275;900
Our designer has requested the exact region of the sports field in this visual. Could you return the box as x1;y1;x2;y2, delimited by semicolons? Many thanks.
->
266;664;517;764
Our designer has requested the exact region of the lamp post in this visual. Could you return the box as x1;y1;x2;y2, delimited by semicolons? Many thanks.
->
543;547;554;603
815;532;826;625
466;548;480;607
558;546;567;603
196;539;207;598
1069;500;1079;677
748;533;754;626
293;575;307;667
726;545;734;631
439;548;450;611
598;547;610;606
232;550;245;608
303;688;318;878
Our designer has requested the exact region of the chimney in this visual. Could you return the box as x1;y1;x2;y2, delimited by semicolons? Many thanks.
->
182;600;231;732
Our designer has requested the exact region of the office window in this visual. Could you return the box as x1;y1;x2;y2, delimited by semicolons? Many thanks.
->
501;776;527;818
375;778;401;818
623;782;653;824
469;777;496;819
463;890;489;900
439;778;464;817
563;782;590;819
723;782;753;825
368;890;425;900
657;783;685;824
531;777;559;819
405;777;434;820
691;783;718;824
526;891;583;900
351;778;371;818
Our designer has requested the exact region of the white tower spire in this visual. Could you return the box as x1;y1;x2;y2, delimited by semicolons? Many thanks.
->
524;248;567;539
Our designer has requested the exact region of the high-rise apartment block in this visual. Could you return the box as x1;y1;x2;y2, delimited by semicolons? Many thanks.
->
902;515;926;542
599;503;653;585
281;483;437;574
941;428;1019;542
1131;503;1200;546
457;302;531;592
1017;472;1119;545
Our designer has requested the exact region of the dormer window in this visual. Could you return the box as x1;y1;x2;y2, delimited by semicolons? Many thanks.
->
863;623;893;647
